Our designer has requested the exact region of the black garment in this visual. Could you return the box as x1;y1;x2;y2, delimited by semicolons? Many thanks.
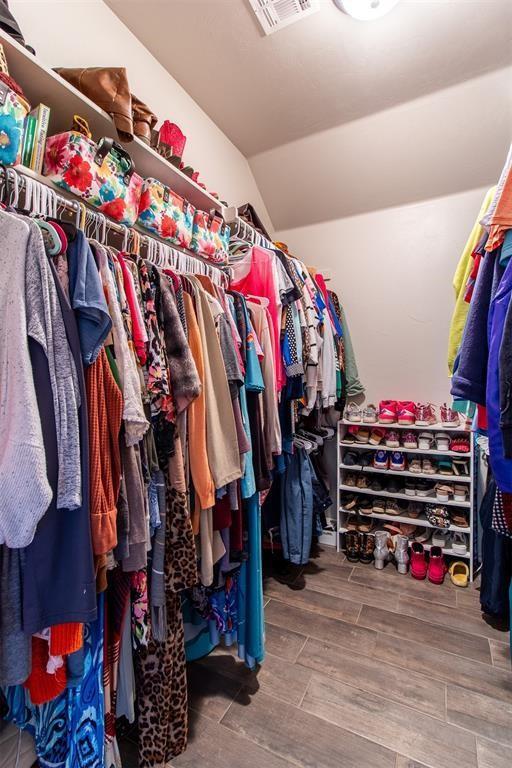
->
0;0;34;52
237;202;271;241
479;475;512;619
23;259;96;633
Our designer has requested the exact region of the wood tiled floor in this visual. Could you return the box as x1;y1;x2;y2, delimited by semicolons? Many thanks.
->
123;545;512;768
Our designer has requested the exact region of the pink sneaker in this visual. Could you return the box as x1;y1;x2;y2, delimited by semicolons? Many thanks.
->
427;546;448;585
416;403;437;426
410;542;427;580
384;429;400;448
402;431;418;449
379;400;397;424
440;403;460;428
397;401;416;425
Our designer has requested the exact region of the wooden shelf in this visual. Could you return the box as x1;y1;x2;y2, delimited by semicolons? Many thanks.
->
0;30;223;213
339;464;471;483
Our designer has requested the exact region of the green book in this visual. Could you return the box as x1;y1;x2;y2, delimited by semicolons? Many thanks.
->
29;103;51;174
21;114;36;167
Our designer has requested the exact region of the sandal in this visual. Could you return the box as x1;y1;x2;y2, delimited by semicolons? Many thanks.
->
449;561;469;588
452;458;470;476
450;436;470;453
425;504;451;528
452;511;469;528
408;458;422;474
435;483;453;502
435;433;451;451
418;432;434;450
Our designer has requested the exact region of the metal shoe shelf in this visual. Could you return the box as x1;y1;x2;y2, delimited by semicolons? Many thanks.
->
337;420;476;581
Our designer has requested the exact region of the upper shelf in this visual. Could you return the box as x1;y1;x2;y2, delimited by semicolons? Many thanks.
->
0;30;224;213
340;419;470;433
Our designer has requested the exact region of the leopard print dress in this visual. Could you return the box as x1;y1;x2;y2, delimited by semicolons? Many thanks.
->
135;476;198;766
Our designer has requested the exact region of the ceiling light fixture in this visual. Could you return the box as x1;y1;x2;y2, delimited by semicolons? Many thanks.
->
333;0;401;21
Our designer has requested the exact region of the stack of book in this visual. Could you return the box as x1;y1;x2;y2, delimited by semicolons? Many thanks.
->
21;103;50;173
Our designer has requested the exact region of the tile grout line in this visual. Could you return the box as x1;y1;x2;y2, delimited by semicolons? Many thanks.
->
296;675;312;710
293;634;310;664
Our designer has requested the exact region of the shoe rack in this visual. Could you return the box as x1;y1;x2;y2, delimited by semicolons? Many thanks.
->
337;420;475;581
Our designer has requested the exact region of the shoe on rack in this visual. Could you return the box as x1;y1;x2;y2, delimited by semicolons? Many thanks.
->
425;503;451;528
345;402;362;422
415;479;432;497
345;473;357;487
356;427;371;444
438;459;454;475
431;528;450;548
360;451;374;467
341;429;357;444
374;530;390;570
435;432;451;451
418;432;434;450
416;403;437;426
414;527;432;544
405;479;417;496
390;451;405;471
357;517;375;533
402;430;418;449
408;501;422;518
369;427;386;446
397;401;417;426
345;530;361;562
379;400;397;424
385;499;400;516
386;478;404;494
359;532;376;564
451;511;469;528
373;450;389;470
369;477;384;492
394;534;410;574
450;435;470;453
452;458;469;476
341;492;358;510
427;546;448;585
435;483;453;502
343;450;360;467
451;532;469;555
358;498;373;515
397;499;410;515
357;475;370;489
384;429;400;448
408;457;422;473
372;497;386;514
410;542;428;580
453;484;468;502
422;458;437;475
440;403;461;428
362;404;378;423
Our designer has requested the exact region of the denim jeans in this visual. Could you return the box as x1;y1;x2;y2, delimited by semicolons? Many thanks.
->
280;448;313;565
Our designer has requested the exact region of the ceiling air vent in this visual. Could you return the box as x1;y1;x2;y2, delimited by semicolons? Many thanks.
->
248;0;320;35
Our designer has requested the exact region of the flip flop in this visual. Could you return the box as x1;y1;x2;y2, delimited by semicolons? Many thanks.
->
449;561;469;588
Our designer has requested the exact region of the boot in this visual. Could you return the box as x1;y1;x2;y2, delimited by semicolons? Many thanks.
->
132;94;158;145
410;542;427;580
394;534;410;574
54;67;133;141
345;530;361;563
359;533;375;565
427;546;448;585
373;531;389;570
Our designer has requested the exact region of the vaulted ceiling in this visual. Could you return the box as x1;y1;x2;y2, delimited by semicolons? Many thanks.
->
106;0;512;158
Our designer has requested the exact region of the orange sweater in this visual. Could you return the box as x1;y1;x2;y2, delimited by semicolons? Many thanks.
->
183;292;215;533
86;347;123;556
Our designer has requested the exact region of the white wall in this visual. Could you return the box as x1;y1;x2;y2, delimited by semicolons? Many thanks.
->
249;68;512;231
276;186;491;406
10;0;273;231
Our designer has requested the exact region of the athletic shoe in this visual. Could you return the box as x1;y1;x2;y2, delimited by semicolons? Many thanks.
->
345;403;362;422
397;401;416;425
362;404;378;423
373;450;389;470
440;403;460;428
384;429;400;448
390;451;405;471
402;431;418;449
378;400;397;424
416;403;437;426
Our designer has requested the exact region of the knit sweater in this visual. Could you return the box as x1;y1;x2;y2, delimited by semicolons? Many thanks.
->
0;212;51;547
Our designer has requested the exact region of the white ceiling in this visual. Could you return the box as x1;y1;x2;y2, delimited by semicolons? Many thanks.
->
105;0;512;158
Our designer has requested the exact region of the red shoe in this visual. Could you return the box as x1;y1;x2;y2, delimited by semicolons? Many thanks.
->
427;546;448;584
379;400;397;424
397;401;416;425
410;542;427;580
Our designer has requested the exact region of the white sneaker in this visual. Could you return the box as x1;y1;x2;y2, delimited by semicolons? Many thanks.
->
362;403;378;423
345;403;362;422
